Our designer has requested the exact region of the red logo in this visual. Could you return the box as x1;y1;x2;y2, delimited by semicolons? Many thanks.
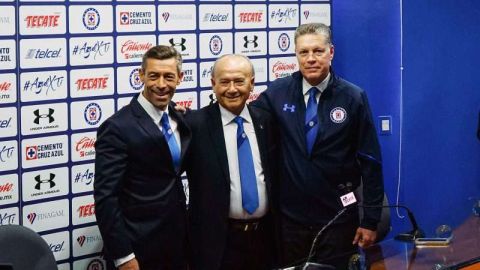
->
27;213;37;224
119;12;129;25
175;99;193;109
77;203;95;217
26;146;38;160
0;82;11;91
121;40;153;54
0;182;13;193
76;137;95;152
25;15;60;28
75;77;109;91
272;61;297;73
77;235;86;246
238;12;263;23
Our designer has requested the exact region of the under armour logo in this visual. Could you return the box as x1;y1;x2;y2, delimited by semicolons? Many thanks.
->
33;108;54;124
208;93;217;105
283;104;296;112
34;173;56;190
169;38;187;51
243;35;259;48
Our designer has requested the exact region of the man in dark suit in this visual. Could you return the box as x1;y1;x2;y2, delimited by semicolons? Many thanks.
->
185;54;278;270
254;23;384;269
94;45;191;270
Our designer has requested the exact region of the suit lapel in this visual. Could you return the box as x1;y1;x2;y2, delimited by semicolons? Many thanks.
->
130;96;168;151
206;103;230;181
291;74;309;156
248;106;269;173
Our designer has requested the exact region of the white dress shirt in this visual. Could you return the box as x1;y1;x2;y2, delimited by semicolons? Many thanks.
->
302;72;331;105
219;104;268;219
114;92;181;267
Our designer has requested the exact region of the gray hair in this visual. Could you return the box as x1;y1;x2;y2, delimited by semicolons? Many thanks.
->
141;45;183;74
294;23;332;45
211;54;255;78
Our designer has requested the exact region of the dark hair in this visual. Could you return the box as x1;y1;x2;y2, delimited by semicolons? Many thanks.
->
141;45;183;74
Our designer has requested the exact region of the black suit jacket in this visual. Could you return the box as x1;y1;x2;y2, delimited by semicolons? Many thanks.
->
185;103;278;270
94;94;191;268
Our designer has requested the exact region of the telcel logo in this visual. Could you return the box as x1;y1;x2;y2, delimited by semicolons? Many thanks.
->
49;240;64;252
26;48;62;59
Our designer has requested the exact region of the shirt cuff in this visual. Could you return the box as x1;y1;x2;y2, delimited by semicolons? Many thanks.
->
114;253;135;268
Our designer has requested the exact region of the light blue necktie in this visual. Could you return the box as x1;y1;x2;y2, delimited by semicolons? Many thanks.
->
234;116;259;215
305;87;319;155
160;113;181;171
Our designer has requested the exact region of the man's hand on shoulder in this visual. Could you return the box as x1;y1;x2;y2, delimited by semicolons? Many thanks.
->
118;258;140;270
352;227;377;248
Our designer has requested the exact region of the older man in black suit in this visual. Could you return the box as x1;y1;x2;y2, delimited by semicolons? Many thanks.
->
185;54;278;270
94;45;191;270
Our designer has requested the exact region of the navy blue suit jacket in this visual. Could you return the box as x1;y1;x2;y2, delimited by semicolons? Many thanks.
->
253;71;384;229
94;94;191;268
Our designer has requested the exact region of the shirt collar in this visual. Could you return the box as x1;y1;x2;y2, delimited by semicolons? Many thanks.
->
219;104;252;126
137;91;168;123
302;72;331;96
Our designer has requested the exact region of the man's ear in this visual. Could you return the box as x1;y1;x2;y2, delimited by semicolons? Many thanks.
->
177;71;184;85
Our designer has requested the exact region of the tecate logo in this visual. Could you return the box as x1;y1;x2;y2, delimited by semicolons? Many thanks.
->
238;12;263;23
25;15;60;28
77;203;95;218
75;77;108;91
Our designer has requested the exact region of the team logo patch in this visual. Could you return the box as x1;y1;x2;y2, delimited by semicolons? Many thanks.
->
84;103;102;125
278;33;290;52
129;68;143;91
330;107;347;123
209;35;223;56
83;8;100;31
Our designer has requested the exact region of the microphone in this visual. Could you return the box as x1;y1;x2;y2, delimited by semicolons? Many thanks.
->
358;204;425;241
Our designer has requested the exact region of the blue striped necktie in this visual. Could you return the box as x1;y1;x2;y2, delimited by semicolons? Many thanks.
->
305;87;319;155
160;113;181;171
234;116;259;215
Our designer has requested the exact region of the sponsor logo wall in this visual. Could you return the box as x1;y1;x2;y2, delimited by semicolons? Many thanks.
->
0;0;330;268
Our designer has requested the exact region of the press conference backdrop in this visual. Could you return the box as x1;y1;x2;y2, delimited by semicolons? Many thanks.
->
0;1;331;269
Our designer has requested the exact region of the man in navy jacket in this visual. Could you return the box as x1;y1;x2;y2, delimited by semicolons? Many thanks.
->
254;23;384;269
94;46;191;270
